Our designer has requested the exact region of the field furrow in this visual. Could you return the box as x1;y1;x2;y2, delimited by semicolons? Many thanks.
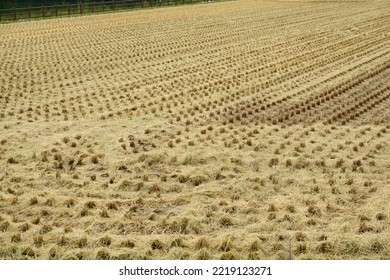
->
0;0;389;260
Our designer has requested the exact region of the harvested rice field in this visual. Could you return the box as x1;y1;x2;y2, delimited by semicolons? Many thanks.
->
0;0;389;260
